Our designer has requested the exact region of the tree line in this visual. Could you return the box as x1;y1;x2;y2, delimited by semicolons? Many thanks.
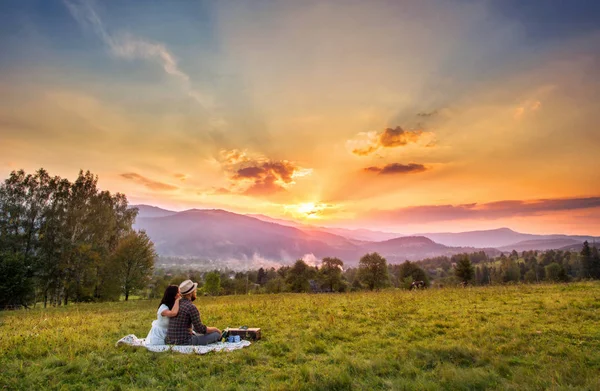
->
467;243;600;285
148;242;600;296
148;252;430;296
0;169;156;308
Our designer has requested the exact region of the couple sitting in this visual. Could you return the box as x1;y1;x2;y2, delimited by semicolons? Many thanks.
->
146;279;222;346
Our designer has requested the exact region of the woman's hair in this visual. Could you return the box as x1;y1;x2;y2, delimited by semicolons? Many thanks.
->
159;285;179;310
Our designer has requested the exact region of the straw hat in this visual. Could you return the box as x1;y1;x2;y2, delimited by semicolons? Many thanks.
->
179;279;198;295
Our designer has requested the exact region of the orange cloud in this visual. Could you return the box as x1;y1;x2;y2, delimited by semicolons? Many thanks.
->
351;126;428;156
213;187;232;195
174;173;189;181
233;161;297;196
220;149;257;165
381;127;423;147
217;149;309;197
120;173;178;191
352;145;379;157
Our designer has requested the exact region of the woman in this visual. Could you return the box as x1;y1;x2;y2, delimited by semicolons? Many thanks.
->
145;285;181;345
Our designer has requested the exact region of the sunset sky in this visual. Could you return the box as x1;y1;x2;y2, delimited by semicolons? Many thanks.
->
1;0;600;235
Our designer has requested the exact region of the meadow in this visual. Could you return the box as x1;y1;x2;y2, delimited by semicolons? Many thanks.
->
1;283;599;390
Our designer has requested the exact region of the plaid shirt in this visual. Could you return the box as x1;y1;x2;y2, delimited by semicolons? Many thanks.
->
165;298;207;345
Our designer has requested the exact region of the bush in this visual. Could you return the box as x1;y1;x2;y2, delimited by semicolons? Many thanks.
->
545;263;568;282
0;252;33;307
524;270;537;283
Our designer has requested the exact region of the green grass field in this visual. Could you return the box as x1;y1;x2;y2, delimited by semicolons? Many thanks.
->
1;283;599;390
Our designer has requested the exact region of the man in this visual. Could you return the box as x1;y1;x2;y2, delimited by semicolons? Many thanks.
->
165;279;221;345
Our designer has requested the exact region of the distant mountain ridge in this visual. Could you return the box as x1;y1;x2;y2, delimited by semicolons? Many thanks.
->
416;228;533;248
497;238;583;252
133;204;177;218
417;227;598;251
360;236;498;263
131;205;496;267
130;205;597;268
133;207;360;267
246;213;402;242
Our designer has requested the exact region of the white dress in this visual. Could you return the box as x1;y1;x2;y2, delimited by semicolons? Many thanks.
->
145;304;170;345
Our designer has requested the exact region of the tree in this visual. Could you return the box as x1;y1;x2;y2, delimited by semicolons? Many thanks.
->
524;269;537;283
264;267;278;285
350;278;363;291
519;262;527;281
475;263;490;285
565;252;580;279
148;270;174;299
580;241;592;278
264;276;285;293
396;260;429;289
545;262;568;282
536;262;546;281
91;191;137;300
0;252;32;308
36;176;71;306
475;266;482;286
0;169;54;307
112;231;156;301
0;168;140;307
232;272;249;295
320;257;344;292
590;246;600;279
257;267;267;285
204;271;221;296
454;256;474;284
358;252;389;290
286;260;316;292
500;258;520;283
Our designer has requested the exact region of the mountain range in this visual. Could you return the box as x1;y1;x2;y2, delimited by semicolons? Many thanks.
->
132;205;598;268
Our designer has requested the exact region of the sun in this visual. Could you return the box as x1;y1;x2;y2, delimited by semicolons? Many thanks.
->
284;202;335;220
297;203;318;218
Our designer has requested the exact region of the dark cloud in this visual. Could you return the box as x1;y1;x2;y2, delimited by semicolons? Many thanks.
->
263;162;295;182
352;126;425;156
362;197;600;224
235;166;265;179
243;175;287;196
352;145;379;156
121;173;178;191
215;149;309;197
417;110;438;118
233;162;295;182
364;163;428;175
221;160;301;197
379;127;423;147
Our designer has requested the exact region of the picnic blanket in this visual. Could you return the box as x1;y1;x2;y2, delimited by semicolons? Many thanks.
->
116;334;251;355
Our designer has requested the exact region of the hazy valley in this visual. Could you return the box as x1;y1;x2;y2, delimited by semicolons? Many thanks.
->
133;205;599;270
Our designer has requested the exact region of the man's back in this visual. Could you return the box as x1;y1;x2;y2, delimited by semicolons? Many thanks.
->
165;298;207;345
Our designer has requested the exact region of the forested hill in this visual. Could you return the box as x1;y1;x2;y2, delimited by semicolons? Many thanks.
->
132;206;501;267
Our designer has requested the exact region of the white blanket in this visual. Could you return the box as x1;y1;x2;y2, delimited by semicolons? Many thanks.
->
116;334;251;354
